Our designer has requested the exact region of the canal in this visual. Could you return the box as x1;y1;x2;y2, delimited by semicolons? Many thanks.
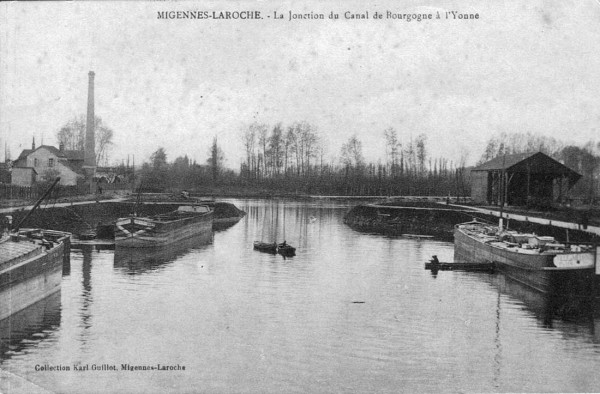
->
2;199;600;393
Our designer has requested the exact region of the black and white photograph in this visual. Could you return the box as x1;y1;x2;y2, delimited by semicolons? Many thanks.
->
1;1;600;393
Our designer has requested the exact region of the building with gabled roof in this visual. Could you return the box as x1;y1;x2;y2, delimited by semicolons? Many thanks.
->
10;71;98;190
471;152;581;206
11;140;84;186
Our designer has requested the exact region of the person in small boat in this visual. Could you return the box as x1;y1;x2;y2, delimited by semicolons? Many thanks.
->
281;240;287;247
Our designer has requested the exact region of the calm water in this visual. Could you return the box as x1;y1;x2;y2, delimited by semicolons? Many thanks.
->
2;199;600;393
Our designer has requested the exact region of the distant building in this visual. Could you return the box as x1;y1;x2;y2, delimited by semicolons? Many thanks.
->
10;71;98;189
12;140;84;186
95;166;130;184
471;152;581;206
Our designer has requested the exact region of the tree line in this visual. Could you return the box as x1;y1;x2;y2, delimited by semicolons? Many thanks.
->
136;122;471;197
52;113;599;202
236;122;471;196
138;138;235;192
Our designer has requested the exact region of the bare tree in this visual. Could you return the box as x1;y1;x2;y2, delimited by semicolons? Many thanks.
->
268;124;284;177
415;133;427;175
384;127;401;178
286;124;300;175
207;136;225;181
55;115;114;165
95;124;114;166
297;121;319;177
241;123;258;178
341;135;364;171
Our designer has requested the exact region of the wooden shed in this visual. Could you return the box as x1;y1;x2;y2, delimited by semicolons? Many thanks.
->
471;152;581;206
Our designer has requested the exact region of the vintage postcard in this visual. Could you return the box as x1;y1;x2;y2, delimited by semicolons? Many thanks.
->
1;1;600;393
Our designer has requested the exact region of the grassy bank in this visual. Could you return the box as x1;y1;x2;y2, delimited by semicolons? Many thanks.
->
345;203;600;243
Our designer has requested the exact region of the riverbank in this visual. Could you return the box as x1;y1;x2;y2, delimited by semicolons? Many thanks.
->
344;202;600;243
376;199;600;227
3;200;245;238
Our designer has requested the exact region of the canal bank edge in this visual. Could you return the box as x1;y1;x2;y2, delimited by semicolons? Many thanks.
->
0;201;245;238
344;202;600;243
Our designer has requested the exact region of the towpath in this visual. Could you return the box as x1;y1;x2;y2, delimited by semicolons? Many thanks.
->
0;196;128;215
366;202;600;237
367;204;474;213
460;204;600;237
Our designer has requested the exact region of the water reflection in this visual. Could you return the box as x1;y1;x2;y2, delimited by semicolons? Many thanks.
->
0;290;61;361
80;246;94;335
240;199;343;253
213;218;243;233
491;274;600;335
113;232;213;274
6;199;600;392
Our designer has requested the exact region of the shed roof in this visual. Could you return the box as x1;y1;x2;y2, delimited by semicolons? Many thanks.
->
473;152;581;182
473;152;536;171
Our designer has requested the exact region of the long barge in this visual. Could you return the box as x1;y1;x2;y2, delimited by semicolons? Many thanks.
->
454;220;598;294
114;204;213;248
0;229;71;321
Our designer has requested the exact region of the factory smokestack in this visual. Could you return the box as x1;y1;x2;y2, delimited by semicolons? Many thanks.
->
84;71;96;168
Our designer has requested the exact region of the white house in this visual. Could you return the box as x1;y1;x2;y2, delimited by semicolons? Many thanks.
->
12;141;84;186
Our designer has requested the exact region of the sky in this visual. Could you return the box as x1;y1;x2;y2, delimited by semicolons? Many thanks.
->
1;1;599;169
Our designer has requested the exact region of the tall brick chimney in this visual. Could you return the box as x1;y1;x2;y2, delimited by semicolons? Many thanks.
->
84;71;96;168
83;71;96;191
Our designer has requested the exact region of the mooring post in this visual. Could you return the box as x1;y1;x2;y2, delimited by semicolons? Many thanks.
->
594;242;600;275
593;242;599;298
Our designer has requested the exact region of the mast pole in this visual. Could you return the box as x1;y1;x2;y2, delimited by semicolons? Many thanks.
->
499;154;506;231
13;177;60;232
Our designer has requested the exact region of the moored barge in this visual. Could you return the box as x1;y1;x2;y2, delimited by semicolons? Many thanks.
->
0;229;71;321
115;204;213;248
454;220;598;294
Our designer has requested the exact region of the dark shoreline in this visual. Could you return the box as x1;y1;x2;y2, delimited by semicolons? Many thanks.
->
5;200;245;238
344;203;600;243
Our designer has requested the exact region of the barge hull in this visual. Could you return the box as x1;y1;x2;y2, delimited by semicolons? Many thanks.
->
115;213;213;248
0;241;65;321
454;228;595;294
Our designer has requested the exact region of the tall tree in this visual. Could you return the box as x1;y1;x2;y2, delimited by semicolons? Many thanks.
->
139;147;169;191
384;127;401;177
415;133;427;175
268;124;284;177
340;135;364;171
297;121;318;177
207;137;225;181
